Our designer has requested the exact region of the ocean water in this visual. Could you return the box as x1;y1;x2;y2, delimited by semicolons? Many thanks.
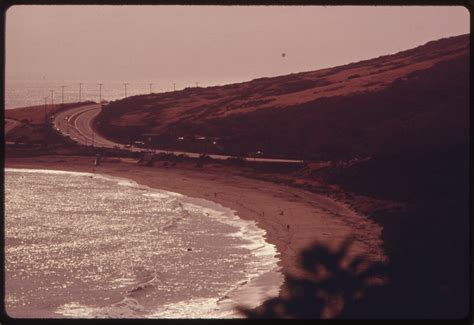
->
5;168;283;318
4;79;172;110
4;77;249;110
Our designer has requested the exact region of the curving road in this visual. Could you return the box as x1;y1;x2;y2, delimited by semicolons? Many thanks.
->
53;104;305;164
53;104;119;148
5;118;21;135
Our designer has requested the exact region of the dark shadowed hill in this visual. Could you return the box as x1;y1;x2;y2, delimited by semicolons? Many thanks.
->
95;34;468;159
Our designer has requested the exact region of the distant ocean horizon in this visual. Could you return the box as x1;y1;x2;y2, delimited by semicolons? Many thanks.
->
4;76;256;110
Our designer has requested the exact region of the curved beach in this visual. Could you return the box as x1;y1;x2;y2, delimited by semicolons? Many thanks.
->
5;156;386;313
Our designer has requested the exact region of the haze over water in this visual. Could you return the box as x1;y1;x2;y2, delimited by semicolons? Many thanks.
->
4;79;204;110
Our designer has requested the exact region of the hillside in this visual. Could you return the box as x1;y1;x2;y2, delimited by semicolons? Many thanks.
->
96;34;469;159
4;101;96;152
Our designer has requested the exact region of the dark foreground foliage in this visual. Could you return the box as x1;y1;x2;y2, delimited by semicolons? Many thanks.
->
239;234;469;319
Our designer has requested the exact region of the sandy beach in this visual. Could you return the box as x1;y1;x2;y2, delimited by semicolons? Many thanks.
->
6;155;386;283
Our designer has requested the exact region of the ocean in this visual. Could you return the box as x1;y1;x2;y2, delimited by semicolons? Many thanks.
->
4;79;176;110
4;168;283;318
4;77;250;110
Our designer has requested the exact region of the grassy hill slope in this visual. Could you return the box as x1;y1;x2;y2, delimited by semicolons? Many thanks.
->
95;34;468;159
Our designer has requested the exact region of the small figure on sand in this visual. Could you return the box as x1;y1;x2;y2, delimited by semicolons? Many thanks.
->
93;153;102;166
280;210;284;216
287;224;290;231
214;192;217;198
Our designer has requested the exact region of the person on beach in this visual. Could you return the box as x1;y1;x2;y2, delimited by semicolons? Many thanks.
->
287;224;290;231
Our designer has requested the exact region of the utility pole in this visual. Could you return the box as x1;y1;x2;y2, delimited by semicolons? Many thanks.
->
79;83;82;103
98;83;103;106
44;96;48;124
123;83;129;97
61;86;65;105
149;83;153;94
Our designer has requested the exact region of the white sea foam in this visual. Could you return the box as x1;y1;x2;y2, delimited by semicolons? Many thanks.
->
5;168;94;177
155;196;283;315
55;298;147;319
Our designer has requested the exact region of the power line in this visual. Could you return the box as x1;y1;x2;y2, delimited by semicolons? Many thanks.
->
98;83;103;105
123;83;129;97
61;86;66;105
79;83;82;102
44;96;48;124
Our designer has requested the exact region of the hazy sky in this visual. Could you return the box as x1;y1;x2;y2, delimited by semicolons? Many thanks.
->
6;5;470;85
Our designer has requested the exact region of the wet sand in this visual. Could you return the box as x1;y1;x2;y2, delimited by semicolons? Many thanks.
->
5;156;386;302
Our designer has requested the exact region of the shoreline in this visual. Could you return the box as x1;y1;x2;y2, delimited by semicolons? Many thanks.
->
5;155;386;315
6;167;282;318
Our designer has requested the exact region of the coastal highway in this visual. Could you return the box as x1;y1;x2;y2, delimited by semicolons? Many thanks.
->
53;104;119;148
5;118;21;135
53;104;305;164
